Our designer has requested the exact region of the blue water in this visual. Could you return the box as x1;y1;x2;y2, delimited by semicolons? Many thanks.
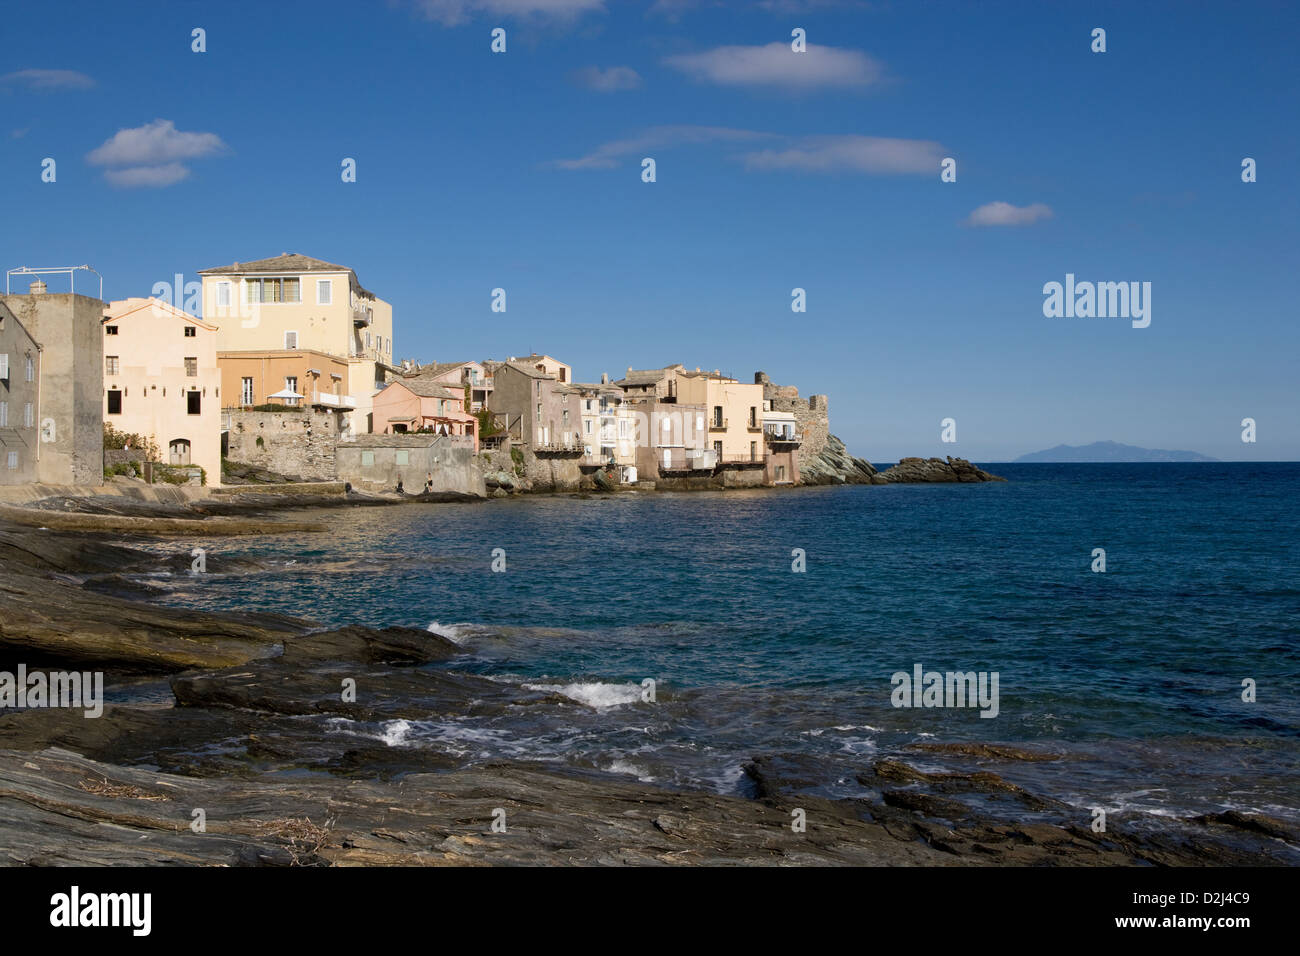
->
147;463;1300;829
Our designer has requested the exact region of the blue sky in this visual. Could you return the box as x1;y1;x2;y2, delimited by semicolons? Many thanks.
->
2;0;1296;461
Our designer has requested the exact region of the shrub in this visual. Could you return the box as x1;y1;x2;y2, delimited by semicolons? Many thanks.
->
103;423;159;460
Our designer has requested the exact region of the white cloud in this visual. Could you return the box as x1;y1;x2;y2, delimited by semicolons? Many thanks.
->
554;124;773;170
86;119;227;188
570;65;642;92
664;42;883;90
965;201;1053;227
87;119;226;166
411;0;604;26
743;135;942;174
1;69;95;91
103;164;192;189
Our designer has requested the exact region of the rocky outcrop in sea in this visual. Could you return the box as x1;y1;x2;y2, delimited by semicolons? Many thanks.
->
878;456;1006;483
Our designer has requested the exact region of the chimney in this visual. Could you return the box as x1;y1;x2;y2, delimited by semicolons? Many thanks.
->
29;279;47;295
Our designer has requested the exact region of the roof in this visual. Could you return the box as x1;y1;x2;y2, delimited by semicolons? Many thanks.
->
388;377;464;399
615;363;684;388
198;253;376;299
418;361;476;378
103;297;218;330
496;360;554;380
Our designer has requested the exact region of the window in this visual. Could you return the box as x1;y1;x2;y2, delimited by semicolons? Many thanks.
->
395;450;409;466
245;277;301;303
215;282;231;308
184;326;196;337
25;356;33;382
361;451;375;467
713;441;722;456
24;403;33;427
104;325;118;335
107;390;122;415
284;376;298;406
284;331;298;349
537;403;542;419
184;357;198;377
562;410;569;425
187;391;201;415
696;414;704;432
105;356;119;376
584;420;592;434
713;406;723;427
241;377;254;405
316;279;332;305
0;402;6;426
749;407;757;427
751;441;758;460
619;419;629;438
6;451;16;470
0;353;7;379
776;465;786;481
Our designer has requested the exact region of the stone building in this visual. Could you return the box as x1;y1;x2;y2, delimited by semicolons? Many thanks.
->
0;285;104;485
754;371;829;474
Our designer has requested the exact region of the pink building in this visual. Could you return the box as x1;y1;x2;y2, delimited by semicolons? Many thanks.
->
371;376;478;451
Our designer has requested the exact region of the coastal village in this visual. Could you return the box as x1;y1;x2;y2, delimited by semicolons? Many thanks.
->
0;253;995;498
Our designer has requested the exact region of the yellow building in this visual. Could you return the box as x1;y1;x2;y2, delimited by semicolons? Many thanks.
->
199;253;395;433
674;369;765;465
102;298;223;484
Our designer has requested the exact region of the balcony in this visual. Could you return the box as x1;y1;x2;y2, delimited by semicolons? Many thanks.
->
718;453;766;466
313;391;358;409
353;306;372;327
708;418;728;431
764;428;803;445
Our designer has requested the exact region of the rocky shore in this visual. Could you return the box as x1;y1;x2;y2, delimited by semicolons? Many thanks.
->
0;508;1291;866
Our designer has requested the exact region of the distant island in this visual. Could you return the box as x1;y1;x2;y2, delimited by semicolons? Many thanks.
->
1015;441;1217;463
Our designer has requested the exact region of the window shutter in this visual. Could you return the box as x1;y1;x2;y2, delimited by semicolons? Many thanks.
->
0;353;8;379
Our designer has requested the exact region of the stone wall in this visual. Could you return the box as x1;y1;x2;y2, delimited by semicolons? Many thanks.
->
754;371;830;474
224;409;342;481
521;447;585;492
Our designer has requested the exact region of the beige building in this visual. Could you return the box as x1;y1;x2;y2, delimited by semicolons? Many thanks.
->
199;253;395;434
102;298;222;484
675;369;766;467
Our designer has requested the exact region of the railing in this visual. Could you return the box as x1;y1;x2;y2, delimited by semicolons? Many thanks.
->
534;440;585;454
718;453;766;465
658;448;718;471
764;429;803;444
709;418;728;431
353;307;372;327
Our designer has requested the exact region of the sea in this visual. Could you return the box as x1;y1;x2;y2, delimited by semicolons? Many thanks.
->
139;462;1300;835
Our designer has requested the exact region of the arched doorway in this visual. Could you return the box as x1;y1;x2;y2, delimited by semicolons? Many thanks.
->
169;439;191;465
